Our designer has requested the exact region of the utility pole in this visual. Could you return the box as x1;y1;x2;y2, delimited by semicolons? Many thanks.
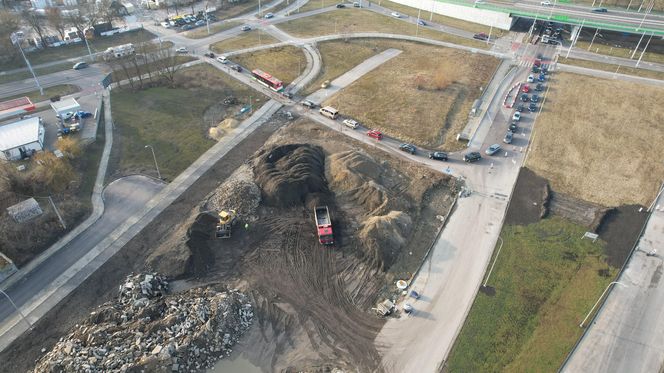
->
636;32;653;68
205;4;210;36
0;290;32;330
630;30;646;59
144;145;161;179
11;32;43;96
587;28;600;51
83;34;94;61
416;7;421;37
48;196;66;229
566;19;585;59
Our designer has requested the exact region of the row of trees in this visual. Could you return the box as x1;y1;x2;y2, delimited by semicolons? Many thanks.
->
109;44;185;90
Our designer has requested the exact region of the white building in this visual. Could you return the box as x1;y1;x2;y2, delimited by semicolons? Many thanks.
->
0;117;45;161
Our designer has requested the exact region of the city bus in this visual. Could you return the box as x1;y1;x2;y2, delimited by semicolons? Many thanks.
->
251;69;283;92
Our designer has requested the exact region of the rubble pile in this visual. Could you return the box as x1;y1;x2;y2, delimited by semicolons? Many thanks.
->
33;274;253;373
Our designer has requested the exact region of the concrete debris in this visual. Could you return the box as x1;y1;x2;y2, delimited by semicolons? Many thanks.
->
33;273;253;373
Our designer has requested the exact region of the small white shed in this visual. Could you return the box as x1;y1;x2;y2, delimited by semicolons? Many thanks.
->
0;117;45;160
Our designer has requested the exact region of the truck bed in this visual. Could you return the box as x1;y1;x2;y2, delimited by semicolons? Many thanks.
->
315;207;330;226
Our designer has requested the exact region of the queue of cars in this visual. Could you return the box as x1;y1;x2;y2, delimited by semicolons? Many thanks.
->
161;11;218;31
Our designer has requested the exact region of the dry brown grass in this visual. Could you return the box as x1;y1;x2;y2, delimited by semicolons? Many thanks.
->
323;40;498;150
527;72;664;207
209;30;280;53
277;9;488;49
182;21;242;39
559;57;664;81
304;39;385;95
575;40;664;66
231;45;307;85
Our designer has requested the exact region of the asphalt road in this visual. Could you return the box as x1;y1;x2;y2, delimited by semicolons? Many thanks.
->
0;176;164;342
562;191;664;373
0;64;107;100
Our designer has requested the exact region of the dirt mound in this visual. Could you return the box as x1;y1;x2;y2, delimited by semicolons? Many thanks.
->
358;211;413;271
327;151;387;214
204;164;261;222
596;204;648;267
208;118;240;141
548;191;607;229
254;144;328;207
505;167;550;225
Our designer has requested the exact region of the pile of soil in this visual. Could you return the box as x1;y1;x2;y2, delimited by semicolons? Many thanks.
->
204;164;261;222
505;167;550;225
548;190;606;229
208;118;240;141
254;144;328;207
596;204;648;267
359;211;413;270
327;150;388;215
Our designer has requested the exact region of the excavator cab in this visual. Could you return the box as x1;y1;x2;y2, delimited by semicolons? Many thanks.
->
215;210;237;239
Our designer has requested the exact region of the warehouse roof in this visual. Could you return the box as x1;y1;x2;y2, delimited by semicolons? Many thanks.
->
0;117;41;151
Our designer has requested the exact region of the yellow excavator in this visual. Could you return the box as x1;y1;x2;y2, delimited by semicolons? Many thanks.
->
215;210;237;238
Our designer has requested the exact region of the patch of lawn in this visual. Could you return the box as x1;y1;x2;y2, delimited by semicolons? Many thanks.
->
324;40;498;150
446;217;617;373
559;57;664;80
210;30;280;53
277;9;488;49
377;0;506;37
109;64;266;180
214;0;261;20
2;84;80;103
294;0;336;13
527;72;664;206
303;38;383;95
231;45;307;85
0;62;74;85
183;21;242;39
1;29;157;70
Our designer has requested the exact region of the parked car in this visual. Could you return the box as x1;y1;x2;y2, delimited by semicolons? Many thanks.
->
195;20;206;27
399;143;417;155
520;93;529;102
367;129;383;140
522;84;530;93
531;94;540;103
336;3;346;7
72;61;88;70
538;73;546;82
181;24;193;31
535;83;544;91
527;74;535;83
592;7;608;12
509;122;518;132
429;151;448;161
463;152;482;162
529;103;538;112
353;1;361;6
161;22;171;28
217;55;228;63
301;100;316;108
540;1;552;5
512;111;521;121
531;65;540;73
264;12;274;18
516;105;525;112
503;131;513;144
343;119;359;129
473;32;489;41
75;110;93;119
176;47;188;53
485;144;501;156
58;111;75;121
391;12;401;18
241;25;251;31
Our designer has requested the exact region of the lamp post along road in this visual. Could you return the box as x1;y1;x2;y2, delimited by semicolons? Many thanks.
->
145;145;161;179
0;289;31;330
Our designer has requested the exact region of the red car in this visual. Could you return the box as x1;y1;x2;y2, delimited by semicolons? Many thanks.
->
367;129;383;140
534;59;541;67
522;84;530;93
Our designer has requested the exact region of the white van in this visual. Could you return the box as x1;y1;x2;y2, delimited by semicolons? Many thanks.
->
319;106;339;119
217;55;228;64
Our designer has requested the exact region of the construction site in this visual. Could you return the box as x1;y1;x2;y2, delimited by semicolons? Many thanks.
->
3;115;458;372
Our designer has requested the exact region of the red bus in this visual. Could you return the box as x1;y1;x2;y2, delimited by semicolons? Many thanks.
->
251;69;283;92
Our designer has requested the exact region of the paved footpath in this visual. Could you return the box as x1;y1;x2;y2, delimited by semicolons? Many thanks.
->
562;190;664;373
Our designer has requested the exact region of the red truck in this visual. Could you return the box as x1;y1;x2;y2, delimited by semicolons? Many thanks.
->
314;206;334;245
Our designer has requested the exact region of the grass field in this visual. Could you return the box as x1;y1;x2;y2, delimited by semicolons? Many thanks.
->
377;0;506;37
109;64;265;180
446;217;617;373
214;0;261;20
303;39;382;95
575;38;664;66
527;72;664;206
323;40;499;150
559;57;664;80
2;84;79;103
183;21;242;39
277;9;489;49
231;45;307;85
293;0;335;13
1;29;156;71
210;30;280;53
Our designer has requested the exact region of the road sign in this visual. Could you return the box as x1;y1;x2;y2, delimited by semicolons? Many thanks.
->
101;73;112;89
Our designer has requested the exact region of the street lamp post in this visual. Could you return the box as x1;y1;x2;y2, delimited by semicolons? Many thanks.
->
579;281;626;328
11;32;44;96
144;145;161;179
0;290;32;330
483;236;504;287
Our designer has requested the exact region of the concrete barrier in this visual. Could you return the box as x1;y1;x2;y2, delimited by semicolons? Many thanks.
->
388;0;515;30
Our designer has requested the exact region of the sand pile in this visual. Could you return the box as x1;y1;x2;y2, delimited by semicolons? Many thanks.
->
358;211;413;271
208;118;240;141
254;144;328;207
205;165;261;222
327;151;387;214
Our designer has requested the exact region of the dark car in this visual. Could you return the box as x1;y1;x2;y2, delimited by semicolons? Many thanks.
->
181;24;193;30
531;65;540;73
204;52;215;58
473;32;489;41
538;73;546;82
417;19;426;26
282;91;293;99
528;103;538;112
336;3;345;7
541;67;549;75
531;94;540;103
399;143;417;155
301;100;316;108
463;152;482;163
516;105;525;112
592;7;608;12
429;151;448;161
535;83;544;91
509;122;518;132
521;93;529;102
503;131;513;144
232;65;242;72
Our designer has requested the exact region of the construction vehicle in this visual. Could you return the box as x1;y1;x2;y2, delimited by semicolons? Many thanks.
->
314;206;334;245
215;210;237;238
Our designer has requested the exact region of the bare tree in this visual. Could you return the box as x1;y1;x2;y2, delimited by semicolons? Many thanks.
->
0;10;19;64
97;0;121;25
67;2;99;35
46;7;68;40
22;10;48;48
153;47;183;86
